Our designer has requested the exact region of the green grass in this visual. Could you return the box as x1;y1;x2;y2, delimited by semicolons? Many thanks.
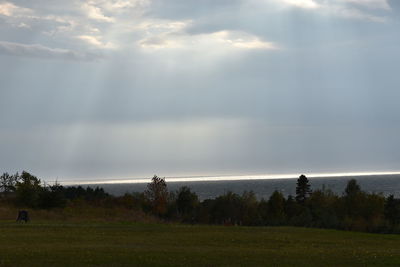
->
0;222;400;266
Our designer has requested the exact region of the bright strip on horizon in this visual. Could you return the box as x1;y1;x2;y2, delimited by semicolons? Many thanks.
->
59;171;400;186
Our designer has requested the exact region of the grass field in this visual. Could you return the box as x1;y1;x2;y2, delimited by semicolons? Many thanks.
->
0;221;400;266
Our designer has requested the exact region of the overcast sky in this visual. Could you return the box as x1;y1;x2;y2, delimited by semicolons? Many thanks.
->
1;0;400;182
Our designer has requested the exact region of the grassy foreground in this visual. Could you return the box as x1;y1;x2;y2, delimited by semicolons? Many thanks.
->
0;222;399;266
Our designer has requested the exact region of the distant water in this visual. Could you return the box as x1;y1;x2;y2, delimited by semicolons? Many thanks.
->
84;174;400;200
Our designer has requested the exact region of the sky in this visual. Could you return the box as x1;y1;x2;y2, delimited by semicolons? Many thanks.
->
0;0;400;182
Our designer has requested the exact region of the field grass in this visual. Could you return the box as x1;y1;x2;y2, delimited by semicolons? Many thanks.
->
0;221;400;266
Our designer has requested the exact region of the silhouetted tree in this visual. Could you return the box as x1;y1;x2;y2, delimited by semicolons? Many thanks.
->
38;182;67;209
267;191;286;225
341;179;385;231
284;195;298;219
0;172;19;196
295;174;311;204
144;175;169;216
343;179;363;218
15;171;42;207
345;179;361;197
362;193;385;231
212;192;242;224
384;195;400;226
308;188;340;228
176;186;199;222
196;199;215;224
240;191;259;225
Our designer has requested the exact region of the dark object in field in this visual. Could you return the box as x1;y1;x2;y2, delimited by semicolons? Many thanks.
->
16;210;29;223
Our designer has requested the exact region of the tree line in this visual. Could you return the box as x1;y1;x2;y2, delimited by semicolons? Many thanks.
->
0;171;109;209
1;171;400;233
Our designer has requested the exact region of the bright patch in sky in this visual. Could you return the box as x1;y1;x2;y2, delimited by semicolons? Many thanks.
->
62;171;400;185
281;0;320;9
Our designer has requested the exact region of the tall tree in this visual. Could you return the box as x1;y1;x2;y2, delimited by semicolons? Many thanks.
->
176;186;199;220
267;190;286;225
15;171;42;207
295;174;312;204
345;179;361;197
144;175;169;216
384;195;400;226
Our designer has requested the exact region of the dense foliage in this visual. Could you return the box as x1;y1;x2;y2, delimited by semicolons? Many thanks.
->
1;171;400;233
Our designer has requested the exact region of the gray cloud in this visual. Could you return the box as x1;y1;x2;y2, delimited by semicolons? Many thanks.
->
0;0;399;181
0;41;102;61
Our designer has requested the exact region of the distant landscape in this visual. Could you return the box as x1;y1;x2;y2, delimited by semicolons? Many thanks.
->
2;171;400;233
93;174;400;200
1;171;400;266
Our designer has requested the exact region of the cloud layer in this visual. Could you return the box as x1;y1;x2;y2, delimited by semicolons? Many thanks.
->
0;41;102;60
0;0;395;59
0;0;399;181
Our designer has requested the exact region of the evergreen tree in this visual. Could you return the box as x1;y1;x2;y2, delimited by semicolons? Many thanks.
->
295;174;311;204
345;179;361;197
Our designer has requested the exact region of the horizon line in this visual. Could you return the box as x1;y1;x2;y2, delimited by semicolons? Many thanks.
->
57;171;400;186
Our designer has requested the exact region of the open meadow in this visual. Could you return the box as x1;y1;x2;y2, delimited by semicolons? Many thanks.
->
0;221;400;266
